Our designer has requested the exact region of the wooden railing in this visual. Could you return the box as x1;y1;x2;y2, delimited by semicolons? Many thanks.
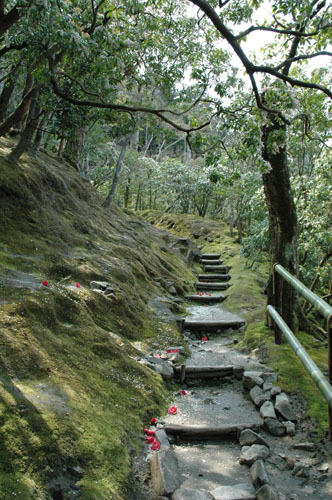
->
267;264;332;440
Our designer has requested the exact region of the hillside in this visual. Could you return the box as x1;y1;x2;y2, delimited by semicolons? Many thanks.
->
0;138;196;500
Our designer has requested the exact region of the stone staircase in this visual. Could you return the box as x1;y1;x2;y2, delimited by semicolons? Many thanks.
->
147;252;329;500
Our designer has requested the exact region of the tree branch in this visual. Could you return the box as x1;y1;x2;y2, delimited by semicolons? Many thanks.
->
235;23;332;40
274;51;332;70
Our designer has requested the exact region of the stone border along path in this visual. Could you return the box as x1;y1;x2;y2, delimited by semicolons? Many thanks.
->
147;253;332;500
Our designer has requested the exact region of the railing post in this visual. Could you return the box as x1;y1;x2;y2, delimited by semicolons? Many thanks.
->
328;315;332;440
273;265;282;344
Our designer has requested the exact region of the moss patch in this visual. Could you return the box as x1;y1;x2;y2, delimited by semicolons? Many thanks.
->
0;140;196;499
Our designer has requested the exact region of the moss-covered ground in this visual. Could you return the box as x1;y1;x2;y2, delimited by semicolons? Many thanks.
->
0;139;195;500
141;210;330;437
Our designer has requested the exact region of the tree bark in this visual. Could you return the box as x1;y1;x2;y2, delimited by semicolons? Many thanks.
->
262;116;298;336
8;96;40;161
63;126;86;169
103;140;127;208
32;111;51;154
0;72;16;122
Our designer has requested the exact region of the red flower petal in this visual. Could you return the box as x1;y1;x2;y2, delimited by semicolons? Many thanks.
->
181;390;187;395
151;418;157;424
146;436;154;444
151;440;160;450
144;428;155;436
154;354;161;358
42;281;49;287
168;406;177;415
166;349;178;354
202;336;208;341
75;282;81;288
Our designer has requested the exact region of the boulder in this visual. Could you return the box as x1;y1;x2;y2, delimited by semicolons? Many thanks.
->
260;401;277;420
250;460;270;488
239;429;269;448
275;393;297;422
284;421;296;436
151;448;181;497
146;357;174;379
250;386;270;407
210;483;256;500
256;484;278;500
243;371;264;390
264;418;286;437
239;445;270;465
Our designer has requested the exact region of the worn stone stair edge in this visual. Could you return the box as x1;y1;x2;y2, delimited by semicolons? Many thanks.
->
197;274;232;282
202;265;232;273
195;282;232;290
200;259;224;265
163;422;263;439
200;254;221;259
184;293;226;303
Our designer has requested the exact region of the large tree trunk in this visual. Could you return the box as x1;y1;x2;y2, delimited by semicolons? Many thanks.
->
0;71;16;122
63;126;86;169
103;140;128;208
261;116;298;337
8;96;40;161
32;111;51;154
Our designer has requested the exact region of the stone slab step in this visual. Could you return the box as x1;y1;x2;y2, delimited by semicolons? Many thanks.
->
174;365;234;379
184;292;226;303
203;265;231;273
195;282;231;290
198;274;231;282
164;422;262;439
183;318;245;331
200;259;223;265
201;253;221;259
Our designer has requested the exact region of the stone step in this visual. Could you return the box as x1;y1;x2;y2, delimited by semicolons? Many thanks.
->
201;253;221;259
184;292;226;303
203;265;231;273
174;365;234;379
195;282;231;290
164;422;262;440
200;259;223;265
183;317;245;331
198;274;231;282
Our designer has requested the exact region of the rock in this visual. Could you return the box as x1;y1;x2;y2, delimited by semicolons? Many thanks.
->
317;463;329;473
239;445;270;465
292;442;315;451
146;357;174;379
243;371;264;390
89;280;109;290
292;461;310;478
169;285;177;295
260;401;277;420
155;429;171;450
284;421;296;436
250;460;270;488
68;465;85;478
250;385;271;407
270;386;281;397
239;429;269;448
261;372;278;383
284;456;296;470
275;393;297;422
172;488;213;500
264;418;286;437
263;382;272;391
256;484;278;500
151;448;181;496
210;483;256;500
233;365;244;380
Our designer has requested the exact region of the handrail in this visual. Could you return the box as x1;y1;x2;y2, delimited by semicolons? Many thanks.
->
269;264;332;439
274;264;332;319
267;305;332;409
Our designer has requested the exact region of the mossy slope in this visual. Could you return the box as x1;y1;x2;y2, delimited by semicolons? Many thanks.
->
141;210;330;437
0;140;195;500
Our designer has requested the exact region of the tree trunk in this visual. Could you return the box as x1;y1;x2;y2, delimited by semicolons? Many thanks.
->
124;176;131;208
0;83;37;137
103;140;127;208
32;111;51;154
57;138;65;158
0;72;16;122
8;96;40;161
261;116;298;337
63;126;86;169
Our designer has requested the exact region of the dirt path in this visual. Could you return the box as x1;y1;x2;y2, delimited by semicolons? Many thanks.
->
144;254;332;500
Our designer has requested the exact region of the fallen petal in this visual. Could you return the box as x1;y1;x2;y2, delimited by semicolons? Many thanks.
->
151;418;157;424
146;436;154;444
42;281;49;287
151;440;160;450
144;428;155;436
202;337;208;341
168;406;177;415
75;282;81;288
181;390;187;395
